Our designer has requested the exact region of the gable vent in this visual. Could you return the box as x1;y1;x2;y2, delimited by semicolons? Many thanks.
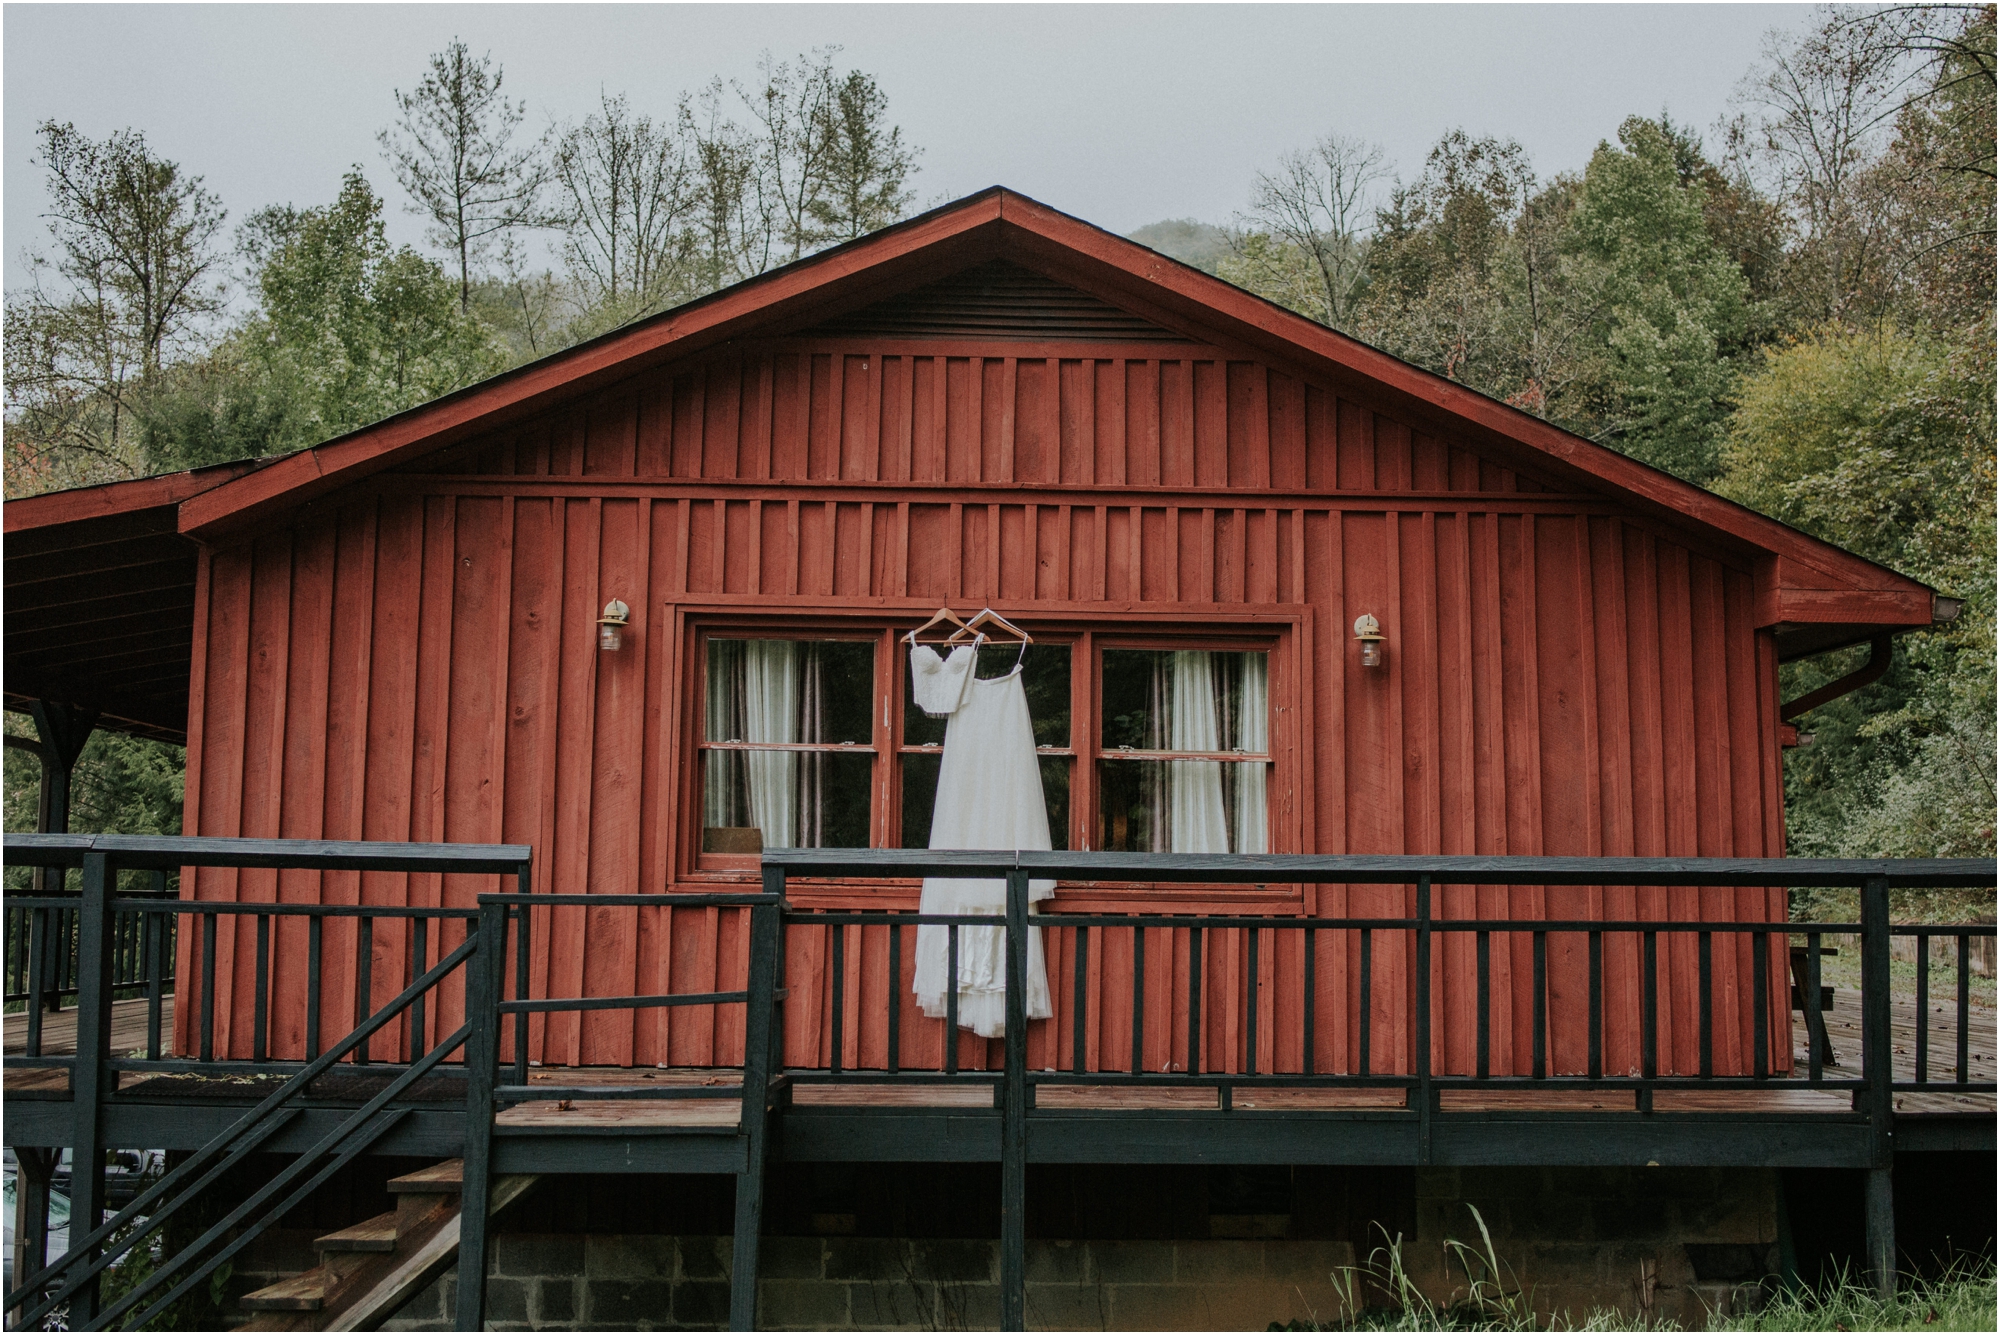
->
800;260;1189;342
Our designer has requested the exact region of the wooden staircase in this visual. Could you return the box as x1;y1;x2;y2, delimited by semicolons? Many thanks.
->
236;1160;537;1331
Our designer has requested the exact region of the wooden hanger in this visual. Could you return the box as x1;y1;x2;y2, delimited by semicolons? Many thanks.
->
947;607;1032;645
903;607;969;645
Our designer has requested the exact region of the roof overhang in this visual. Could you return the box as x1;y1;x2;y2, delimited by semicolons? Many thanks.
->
4;460;265;743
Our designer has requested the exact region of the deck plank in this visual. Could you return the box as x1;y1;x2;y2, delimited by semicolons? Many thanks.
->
493;1099;742;1129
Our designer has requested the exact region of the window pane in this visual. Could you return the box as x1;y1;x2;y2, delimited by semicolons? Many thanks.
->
702;637;876;852
901;754;1070;851
707;750;873;851
904;642;1069;747
1098;759;1266;854
1098;649;1270;854
1100;650;1268;754
706;639;875;745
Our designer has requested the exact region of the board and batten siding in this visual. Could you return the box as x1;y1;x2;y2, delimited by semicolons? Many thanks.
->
177;340;1791;1079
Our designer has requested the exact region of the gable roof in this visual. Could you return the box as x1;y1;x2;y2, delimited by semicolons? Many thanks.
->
5;188;1945;740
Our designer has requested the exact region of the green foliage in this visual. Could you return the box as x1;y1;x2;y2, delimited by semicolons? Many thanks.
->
1129;218;1233;274
811;70;920;243
1721;1260;1998;1332
2;721;183;839
145;171;504;471
1720;325;1995;862
3;715;184;892
1568;117;1751;483
96;1158;238;1330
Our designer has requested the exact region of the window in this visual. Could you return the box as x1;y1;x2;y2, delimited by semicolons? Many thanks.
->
700;638;876;851
689;624;1277;873
1097;650;1269;854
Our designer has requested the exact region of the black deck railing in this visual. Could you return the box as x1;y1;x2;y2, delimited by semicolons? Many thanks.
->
761;849;1996;1331
5;836;1993;1333
6;872;176;1016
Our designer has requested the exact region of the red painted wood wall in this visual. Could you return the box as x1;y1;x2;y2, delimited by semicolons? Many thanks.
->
177;326;1792;1078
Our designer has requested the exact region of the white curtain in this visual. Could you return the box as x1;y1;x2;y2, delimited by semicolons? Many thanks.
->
704;641;743;831
742;640;799;849
1233;654;1269;854
1168;650;1231;854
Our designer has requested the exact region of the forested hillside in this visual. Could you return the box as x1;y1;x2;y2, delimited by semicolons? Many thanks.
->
5;8;1993;875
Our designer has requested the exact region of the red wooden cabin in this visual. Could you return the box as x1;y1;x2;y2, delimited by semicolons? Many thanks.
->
7;188;1942;1084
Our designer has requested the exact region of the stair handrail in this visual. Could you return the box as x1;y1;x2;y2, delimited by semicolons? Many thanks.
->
1;832;531;1330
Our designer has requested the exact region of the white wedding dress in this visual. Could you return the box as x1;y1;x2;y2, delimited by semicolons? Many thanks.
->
908;644;1054;1038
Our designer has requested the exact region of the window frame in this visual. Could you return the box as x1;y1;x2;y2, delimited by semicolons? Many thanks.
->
1089;637;1277;855
690;624;894;874
677;611;1301;904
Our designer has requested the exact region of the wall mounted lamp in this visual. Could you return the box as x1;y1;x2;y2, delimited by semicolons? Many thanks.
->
598;599;631;651
1353;613;1386;669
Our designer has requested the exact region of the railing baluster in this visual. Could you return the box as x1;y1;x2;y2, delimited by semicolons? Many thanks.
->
1130;924;1145;1074
27;906;46;1057
1805;930;1823;1085
945;925;958;1074
1531;930;1546;1080
1640;930;1658;1111
514;865;533;1088
1358;927;1372;1078
1475;930;1490;1080
1301;923;1314;1077
830;921;846;1076
1245;926;1259;1078
410;916;430;1064
253;914;271;1064
1957;934;1970;1087
355;913;374;1067
306;914;324;1062
1587;929;1602;1081
1073;924;1089;1076
1752;928;1768;1080
1188;923;1204;1077
199;911;216;1064
1416;877;1432;1160
1914;930;1928;1083
888;919;901;1075
1698;930;1713;1079
145;900;163;1060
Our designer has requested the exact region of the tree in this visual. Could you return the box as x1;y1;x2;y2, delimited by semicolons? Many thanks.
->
1358;130;1609;426
737;49;841;265
378;39;547;314
1567;116;1751;482
146;171;502;470
546;92;700;327
811;70;920;243
4;122;227;494
1221;133;1385;328
1721;325;1995;861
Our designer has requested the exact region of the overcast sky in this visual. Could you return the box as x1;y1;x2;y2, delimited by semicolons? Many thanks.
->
4;3;1813;291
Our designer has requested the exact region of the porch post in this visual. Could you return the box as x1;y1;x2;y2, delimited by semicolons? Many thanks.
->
8;1147;57;1326
454;898;506;1332
67;849;114;1326
731;864;786;1331
1861;875;1896;1301
1001;867;1029;1332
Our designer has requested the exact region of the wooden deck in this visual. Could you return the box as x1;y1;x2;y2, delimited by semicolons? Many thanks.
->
6;986;1990;1122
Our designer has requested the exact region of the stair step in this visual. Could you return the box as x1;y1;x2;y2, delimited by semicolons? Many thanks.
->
386;1159;463;1194
239;1273;329;1312
315;1212;401;1253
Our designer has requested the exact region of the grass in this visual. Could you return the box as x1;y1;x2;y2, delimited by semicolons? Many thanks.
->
1269;1212;1997;1332
1720;1262;1998;1332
